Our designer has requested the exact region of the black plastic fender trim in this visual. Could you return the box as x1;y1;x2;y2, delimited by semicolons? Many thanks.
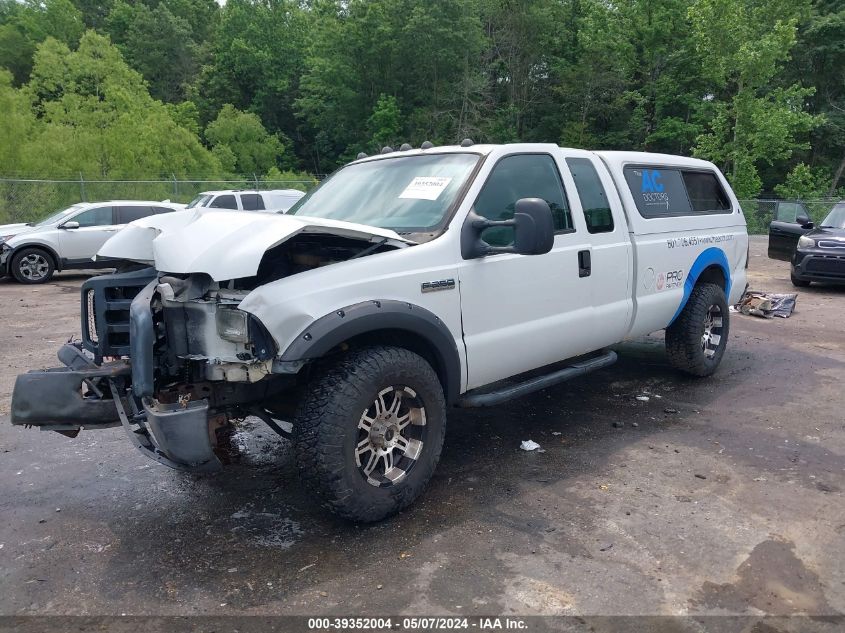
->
280;300;462;404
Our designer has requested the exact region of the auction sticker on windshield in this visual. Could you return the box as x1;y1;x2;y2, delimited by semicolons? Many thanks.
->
399;176;452;201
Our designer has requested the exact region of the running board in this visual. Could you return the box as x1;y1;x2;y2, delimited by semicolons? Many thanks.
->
457;350;617;408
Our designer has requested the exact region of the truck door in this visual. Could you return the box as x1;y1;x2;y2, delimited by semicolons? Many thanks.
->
457;151;631;390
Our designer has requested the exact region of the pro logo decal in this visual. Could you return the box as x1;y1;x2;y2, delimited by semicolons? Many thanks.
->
656;270;684;291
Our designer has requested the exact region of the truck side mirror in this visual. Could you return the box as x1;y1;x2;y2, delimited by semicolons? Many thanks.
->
461;198;555;259
61;220;80;229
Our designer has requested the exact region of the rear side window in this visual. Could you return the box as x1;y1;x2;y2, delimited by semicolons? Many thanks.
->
623;166;731;218
118;206;154;223
682;171;730;213
474;154;572;246
210;194;237;209
154;206;176;214
241;193;265;211
73;206;114;227
566;158;613;233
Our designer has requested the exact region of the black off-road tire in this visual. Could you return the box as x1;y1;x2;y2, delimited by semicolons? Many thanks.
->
293;346;446;522
790;271;811;287
10;247;55;284
665;282;729;377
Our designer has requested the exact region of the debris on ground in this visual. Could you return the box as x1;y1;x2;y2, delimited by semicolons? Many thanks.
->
520;440;541;451
733;290;797;318
636;395;650;402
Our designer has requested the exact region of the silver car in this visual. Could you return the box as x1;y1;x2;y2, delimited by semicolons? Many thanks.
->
0;201;184;284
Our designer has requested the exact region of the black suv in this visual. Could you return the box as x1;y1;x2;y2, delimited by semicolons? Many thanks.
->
768;200;845;287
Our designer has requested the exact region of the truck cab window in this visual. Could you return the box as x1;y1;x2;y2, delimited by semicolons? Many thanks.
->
241;194;265;211
210;195;237;209
474;154;571;246
566;158;614;233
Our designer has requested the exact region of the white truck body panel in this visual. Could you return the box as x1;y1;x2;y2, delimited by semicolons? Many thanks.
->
98;143;748;395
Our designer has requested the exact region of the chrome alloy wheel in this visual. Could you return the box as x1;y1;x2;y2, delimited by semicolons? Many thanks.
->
18;253;50;281
356;385;427;487
701;304;724;359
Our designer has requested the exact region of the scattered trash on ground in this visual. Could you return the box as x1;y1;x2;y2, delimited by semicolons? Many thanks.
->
733;291;797;318
551;431;562;436
520;440;541;451
636;395;650;402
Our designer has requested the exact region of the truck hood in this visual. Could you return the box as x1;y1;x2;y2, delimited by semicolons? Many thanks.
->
97;208;412;281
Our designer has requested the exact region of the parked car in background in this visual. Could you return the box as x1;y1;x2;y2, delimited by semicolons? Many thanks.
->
768;200;845;286
0;201;184;284
186;189;305;213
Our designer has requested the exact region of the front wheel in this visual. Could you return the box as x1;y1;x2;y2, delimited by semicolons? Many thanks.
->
665;282;730;377
293;346;446;522
11;247;55;284
790;271;811;287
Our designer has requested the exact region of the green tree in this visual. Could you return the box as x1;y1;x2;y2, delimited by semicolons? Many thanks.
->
367;94;402;150
106;1;198;102
689;0;822;198
0;0;84;84
23;32;221;178
205;104;287;175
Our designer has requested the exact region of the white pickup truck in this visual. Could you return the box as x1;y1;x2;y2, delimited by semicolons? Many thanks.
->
11;142;748;522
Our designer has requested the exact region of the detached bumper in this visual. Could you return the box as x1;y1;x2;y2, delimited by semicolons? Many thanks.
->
11;361;129;429
11;345;220;472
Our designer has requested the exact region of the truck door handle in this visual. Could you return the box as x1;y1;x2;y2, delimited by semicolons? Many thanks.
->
578;250;591;277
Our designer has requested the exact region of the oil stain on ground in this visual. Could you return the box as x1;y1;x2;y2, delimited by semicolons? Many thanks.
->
690;537;838;615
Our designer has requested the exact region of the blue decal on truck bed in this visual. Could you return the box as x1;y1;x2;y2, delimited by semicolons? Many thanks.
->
669;247;731;325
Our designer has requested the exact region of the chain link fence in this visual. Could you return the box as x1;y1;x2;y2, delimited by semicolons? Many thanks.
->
0;177;321;224
739;198;841;235
1;177;840;232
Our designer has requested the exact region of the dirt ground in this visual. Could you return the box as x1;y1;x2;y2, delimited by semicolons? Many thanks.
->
1;236;844;623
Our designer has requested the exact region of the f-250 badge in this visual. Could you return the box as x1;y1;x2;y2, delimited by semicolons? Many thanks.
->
421;279;456;293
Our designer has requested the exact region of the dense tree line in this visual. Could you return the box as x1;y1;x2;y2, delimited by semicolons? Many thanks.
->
0;0;843;200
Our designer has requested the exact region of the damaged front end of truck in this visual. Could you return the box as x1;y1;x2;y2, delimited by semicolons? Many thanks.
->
10;209;410;471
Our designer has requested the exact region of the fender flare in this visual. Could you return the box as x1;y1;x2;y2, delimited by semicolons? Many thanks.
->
280;300;462;403
5;241;63;272
669;247;731;325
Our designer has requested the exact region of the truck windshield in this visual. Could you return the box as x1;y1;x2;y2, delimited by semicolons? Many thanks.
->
287;153;479;232
186;194;212;209
820;203;845;229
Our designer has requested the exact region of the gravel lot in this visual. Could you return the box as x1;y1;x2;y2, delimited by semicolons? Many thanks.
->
1;236;843;620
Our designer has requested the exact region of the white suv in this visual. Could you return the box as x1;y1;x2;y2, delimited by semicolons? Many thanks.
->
186;189;305;213
0;200;184;284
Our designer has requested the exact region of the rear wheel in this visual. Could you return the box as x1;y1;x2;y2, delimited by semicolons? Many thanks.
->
11;247;55;284
293;346;446;522
790;271;811;287
665;282;729;377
